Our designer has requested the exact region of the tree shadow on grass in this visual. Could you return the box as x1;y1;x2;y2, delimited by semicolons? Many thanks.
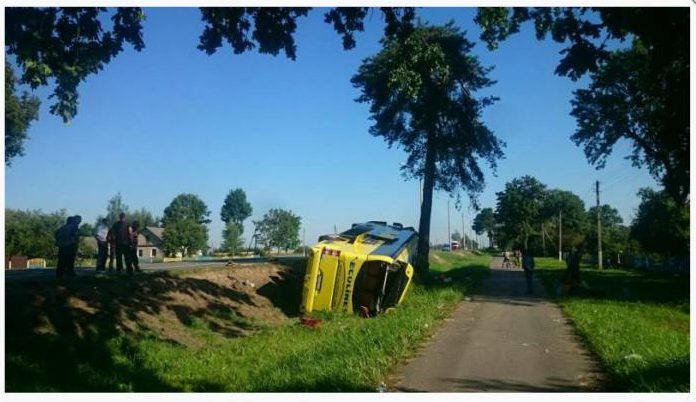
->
537;267;690;310
4;271;272;392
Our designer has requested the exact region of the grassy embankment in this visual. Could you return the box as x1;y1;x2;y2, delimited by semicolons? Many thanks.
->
6;252;490;392
534;258;689;392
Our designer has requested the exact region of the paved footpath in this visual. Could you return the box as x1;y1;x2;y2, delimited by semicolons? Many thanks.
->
391;257;605;392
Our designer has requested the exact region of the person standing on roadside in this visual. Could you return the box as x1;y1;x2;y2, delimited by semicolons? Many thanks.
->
112;212;133;275
106;226;116;272
95;218;109;272
129;221;142;273
55;216;77;279
66;215;82;275
521;248;536;294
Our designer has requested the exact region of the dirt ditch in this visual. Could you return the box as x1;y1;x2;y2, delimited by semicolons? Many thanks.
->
5;261;306;347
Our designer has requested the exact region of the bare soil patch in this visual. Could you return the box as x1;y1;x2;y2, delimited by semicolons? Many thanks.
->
5;261;305;347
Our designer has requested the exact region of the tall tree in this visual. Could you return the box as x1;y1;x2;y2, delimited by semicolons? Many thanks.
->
220;188;252;229
472;207;496;247
162;193;211;256
163;193;211;225
475;7;689;204
351;23;504;277
162;219;209;257
222;222;244;256
630;188;689;256
494;176;547;249
254;208;301;253
5;63;40;166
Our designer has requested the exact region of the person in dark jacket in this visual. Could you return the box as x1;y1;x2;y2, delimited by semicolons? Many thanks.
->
521;248;535;294
95;218;109;271
67;215;82;273
55;216;79;279
129;221;142;272
106;226;116;272
111;212;133;274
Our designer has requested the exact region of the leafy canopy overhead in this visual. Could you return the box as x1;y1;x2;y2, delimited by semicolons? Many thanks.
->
630;188;689;256
5;7;146;123
475;7;689;203
5;63;40;166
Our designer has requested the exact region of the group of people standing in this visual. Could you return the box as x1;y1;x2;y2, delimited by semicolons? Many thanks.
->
501;248;536;294
54;212;141;279
94;212;141;275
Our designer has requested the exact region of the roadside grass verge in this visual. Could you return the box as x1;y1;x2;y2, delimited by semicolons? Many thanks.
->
6;252;490;392
534;258;689;392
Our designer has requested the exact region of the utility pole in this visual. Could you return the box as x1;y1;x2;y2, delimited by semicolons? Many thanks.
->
558;210;563;261
596;180;603;269
541;222;546;256
447;199;451;250
334;224;337;234
461;213;465;250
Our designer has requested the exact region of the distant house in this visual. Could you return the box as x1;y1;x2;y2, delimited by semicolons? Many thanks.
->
138;226;165;260
81;226;165;261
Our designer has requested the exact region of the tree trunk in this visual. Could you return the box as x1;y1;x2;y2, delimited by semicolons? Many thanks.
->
415;143;437;278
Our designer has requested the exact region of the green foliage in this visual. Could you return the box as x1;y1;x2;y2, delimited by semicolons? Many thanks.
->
254;208;301;253
5;7;145;122
162;194;211;256
494;175;547;249
584;204;630;256
5;253;489;391
222;222;244;256
475;7;689;203
95;193;130;226
570;42;689;204
220;188;252;228
535;258;689;391
5;63;40;166
5;208;67;259
541;189;588;250
198;7;415;59
351;23;503;276
163;193;211;225
630;188;689;256
128;207;161;228
472;207;495;246
162;219;208;257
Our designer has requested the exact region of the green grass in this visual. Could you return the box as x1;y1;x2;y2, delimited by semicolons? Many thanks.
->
534;258;689;392
6;252;490;392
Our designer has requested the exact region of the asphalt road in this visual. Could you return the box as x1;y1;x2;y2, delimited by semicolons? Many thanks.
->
4;255;305;282
391;257;605;392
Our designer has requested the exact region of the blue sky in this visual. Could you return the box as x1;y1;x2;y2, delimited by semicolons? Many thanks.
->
4;7;658;248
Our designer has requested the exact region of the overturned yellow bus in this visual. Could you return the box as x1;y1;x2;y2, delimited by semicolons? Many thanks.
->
300;221;418;317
